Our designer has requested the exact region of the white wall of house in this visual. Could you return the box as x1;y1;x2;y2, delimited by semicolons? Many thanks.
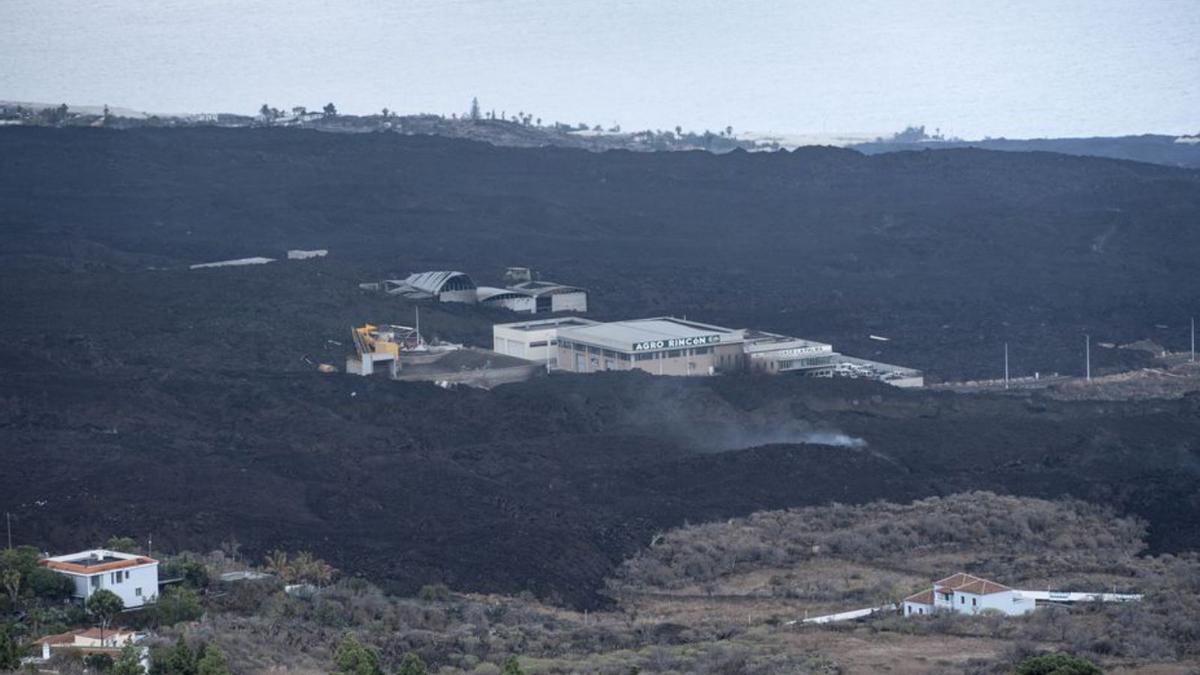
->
930;589;1036;616
903;601;933;616
72;563;159;608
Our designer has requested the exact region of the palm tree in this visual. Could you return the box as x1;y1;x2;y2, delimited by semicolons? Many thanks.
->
292;551;315;583
264;550;292;582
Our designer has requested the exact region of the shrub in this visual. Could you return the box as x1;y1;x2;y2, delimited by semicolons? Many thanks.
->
153;586;203;626
1014;652;1101;675
85;653;115;672
418;584;451;602
160;557;210;589
333;634;383;675
0;627;22;671
500;656;525;675
195;644;231;675
396;652;428;675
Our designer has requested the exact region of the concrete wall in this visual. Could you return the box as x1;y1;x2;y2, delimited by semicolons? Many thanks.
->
493;324;561;366
481;295;536;313
550;291;588;313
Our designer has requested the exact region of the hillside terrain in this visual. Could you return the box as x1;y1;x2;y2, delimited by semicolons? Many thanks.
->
854;134;1200;169
2;128;1200;612
44;494;1194;675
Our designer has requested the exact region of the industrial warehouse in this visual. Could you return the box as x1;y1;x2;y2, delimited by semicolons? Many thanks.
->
351;268;920;387
362;268;588;314
493;316;923;386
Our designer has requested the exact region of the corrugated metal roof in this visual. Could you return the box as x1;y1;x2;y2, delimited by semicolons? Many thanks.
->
403;271;475;294
476;286;532;302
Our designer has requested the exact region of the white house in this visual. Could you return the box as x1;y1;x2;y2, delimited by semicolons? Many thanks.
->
40;549;160;608
903;572;1036;617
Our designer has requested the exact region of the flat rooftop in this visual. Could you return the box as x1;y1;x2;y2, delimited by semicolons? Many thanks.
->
41;549;158;575
558;317;741;352
742;329;832;350
496;317;599;332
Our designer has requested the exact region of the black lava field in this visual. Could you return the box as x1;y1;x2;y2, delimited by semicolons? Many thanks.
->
2;127;1199;606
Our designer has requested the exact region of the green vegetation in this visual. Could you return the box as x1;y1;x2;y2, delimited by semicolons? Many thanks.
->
87;589;125;639
417;583;450;602
2;500;1197;673
105;536;140;554
160;556;209;589
195;644;231;675
263;550;336;586
152;587;203;625
1015;652;1102;675
0;626;21;670
333;634;383;675
0;545;75;613
112;644;147;675
395;652;427;675
149;637;229;675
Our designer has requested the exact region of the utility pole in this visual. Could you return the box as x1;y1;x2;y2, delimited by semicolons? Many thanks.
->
1004;342;1010;389
1085;334;1091;382
5;512;11;549
1192;317;1195;362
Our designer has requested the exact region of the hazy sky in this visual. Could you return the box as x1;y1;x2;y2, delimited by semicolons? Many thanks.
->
2;0;1197;138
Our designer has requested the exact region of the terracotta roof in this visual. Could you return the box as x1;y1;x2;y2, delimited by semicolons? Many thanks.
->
41;556;157;575
34;628;136;646
933;572;1011;596
904;589;935;605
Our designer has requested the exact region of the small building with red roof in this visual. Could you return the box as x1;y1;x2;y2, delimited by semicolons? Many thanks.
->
903;572;1036;617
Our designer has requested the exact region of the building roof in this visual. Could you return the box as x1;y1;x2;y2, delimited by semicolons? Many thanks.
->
494;317;599;332
508;280;586;296
904;589;935;605
934;572;1012;596
476;286;538;303
557;317;742;352
403;271;476;294
34;627;138;646
41;549;158;575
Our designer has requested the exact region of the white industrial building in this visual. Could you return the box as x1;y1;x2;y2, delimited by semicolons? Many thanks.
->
555;317;746;376
375;271;587;314
491;316;922;385
903;573;1036;617
506;280;588;313
493;317;600;366
40;549;160;608
476;287;537;313
742;329;839;376
393;271;479;304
